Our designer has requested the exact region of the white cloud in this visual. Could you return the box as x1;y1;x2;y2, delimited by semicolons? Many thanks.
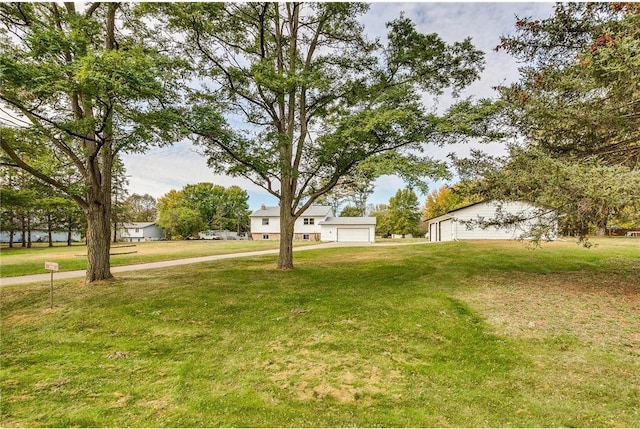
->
121;141;266;197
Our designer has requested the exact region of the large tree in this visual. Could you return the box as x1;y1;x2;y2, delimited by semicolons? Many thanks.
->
423;184;482;220
0;3;181;281
155;2;484;269
495;2;639;167
387;188;422;237
123;193;157;223
455;2;640;239
156;183;250;238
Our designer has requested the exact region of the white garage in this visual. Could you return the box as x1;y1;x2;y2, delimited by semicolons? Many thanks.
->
426;200;557;242
337;228;370;242
319;217;377;243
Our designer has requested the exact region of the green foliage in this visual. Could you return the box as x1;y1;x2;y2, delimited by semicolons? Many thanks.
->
157;206;205;240
495;2;639;168
150;2;485;267
387;188;422;236
455;146;640;237
156;183;251;237
0;3;185;280
122;194;157;223
339;206;363;217
1;164;85;247
452;3;640;242
368;204;391;237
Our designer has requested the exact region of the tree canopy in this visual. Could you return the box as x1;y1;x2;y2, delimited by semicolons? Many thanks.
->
150;2;485;268
454;2;640;240
388;188;422;237
0;2;183;281
423;183;484;220
156;183;250;239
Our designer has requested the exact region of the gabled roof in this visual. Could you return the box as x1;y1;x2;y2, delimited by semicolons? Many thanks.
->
424;199;543;222
319;216;377;225
250;205;333;217
122;222;157;229
250;206;281;216
423;200;486;223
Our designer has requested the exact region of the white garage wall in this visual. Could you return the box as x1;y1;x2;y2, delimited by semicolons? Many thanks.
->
453;201;540;240
427;201;556;242
321;224;375;242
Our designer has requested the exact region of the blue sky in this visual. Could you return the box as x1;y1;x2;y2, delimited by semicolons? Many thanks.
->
121;2;556;210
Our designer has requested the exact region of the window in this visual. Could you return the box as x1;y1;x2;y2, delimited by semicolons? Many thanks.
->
262;234;269;240
135;228;139;233
262;218;269;225
303;218;314;225
303;234;310;240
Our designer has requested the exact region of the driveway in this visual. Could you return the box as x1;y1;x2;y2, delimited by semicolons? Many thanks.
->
0;240;428;287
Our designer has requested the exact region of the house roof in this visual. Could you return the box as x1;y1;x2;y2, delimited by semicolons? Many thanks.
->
424;199;543;223
319;216;377;225
250;205;333;217
122;222;157;229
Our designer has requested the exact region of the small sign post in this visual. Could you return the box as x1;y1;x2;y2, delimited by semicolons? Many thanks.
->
45;261;59;309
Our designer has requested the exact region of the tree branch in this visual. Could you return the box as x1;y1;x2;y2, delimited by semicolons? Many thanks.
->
0;136;88;209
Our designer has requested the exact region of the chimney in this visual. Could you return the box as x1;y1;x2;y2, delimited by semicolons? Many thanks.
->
260;204;266;210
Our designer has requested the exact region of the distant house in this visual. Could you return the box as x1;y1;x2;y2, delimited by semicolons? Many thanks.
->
426;200;557;242
250;205;376;243
118;222;164;242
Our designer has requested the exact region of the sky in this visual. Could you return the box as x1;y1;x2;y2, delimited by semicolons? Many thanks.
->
121;2;556;211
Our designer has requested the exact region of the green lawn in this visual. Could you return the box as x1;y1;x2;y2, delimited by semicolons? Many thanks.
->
1;239;639;427
0;240;313;278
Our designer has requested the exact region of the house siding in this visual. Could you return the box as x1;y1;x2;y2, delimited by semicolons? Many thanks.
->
120;224;164;242
249;206;331;240
250;216;281;235
427;201;556;242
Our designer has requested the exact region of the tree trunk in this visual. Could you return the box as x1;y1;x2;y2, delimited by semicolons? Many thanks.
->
8;216;14;248
26;215;32;248
80;2;116;283
47;214;53;247
67;216;72;246
277;204;296;270
596;217;608;237
83;125;114;282
20;215;26;247
85;200;113;282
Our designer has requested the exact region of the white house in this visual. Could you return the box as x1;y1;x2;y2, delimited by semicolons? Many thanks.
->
118;222;164;242
426;200;557;242
250;205;376;243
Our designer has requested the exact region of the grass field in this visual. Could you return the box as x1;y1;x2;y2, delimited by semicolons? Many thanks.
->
0;240;315;278
1;239;639;427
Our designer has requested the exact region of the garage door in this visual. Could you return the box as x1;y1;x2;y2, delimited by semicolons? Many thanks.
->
337;228;370;242
439;219;453;241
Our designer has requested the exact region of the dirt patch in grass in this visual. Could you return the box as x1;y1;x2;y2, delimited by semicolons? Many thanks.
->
460;267;640;354
262;343;402;403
